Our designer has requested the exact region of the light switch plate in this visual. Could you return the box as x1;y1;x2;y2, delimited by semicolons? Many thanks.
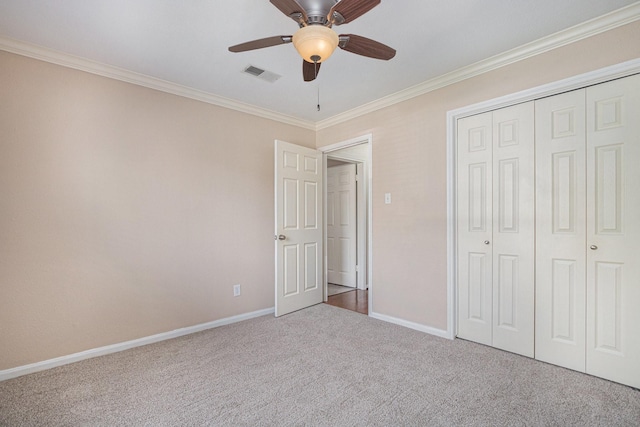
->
385;193;392;204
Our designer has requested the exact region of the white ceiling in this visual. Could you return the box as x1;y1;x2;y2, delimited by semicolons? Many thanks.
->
0;0;637;123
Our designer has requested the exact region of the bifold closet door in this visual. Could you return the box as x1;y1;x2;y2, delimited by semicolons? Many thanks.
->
458;112;493;346
536;74;640;389
491;103;535;357
535;89;587;372
457;103;535;357
585;74;640;389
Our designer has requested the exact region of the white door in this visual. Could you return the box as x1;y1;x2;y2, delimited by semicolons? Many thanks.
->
535;89;588;371
457;103;535;357
491;102;535;357
585;74;640;389
327;163;357;287
275;140;323;317
457;111;493;346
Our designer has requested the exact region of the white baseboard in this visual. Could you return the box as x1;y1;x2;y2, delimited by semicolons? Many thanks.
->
0;307;274;382
370;311;451;340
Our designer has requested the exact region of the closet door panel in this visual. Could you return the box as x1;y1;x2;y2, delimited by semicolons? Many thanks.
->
457;112;493;346
491;102;535;357
586;74;640;389
535;89;587;372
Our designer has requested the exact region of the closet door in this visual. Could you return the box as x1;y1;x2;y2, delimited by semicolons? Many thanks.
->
491;103;535;357
457;104;535;356
535;89;587;371
457;112;493;346
586;74;640;389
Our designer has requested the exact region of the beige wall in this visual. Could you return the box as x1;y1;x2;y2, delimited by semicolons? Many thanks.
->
316;22;640;330
1;21;639;371
0;51;314;370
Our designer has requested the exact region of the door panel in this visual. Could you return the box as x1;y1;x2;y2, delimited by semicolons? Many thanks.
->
497;158;519;233
326;163;357;287
497;254;518;329
535;89;587;371
593;262;623;354
304;243;319;291
469;163;489;232
468;252;489;321
594;144;623;234
457;112;493;346
586;74;640;389
284;245;299;296
283;179;298;229
491;102;535;357
275;140;323;316
551;259;578;343
304;181;319;228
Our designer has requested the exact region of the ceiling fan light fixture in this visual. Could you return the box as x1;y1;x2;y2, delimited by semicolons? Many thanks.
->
292;25;338;63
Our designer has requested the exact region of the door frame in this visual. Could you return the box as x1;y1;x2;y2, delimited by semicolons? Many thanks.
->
326;157;366;290
446;59;640;340
320;134;373;315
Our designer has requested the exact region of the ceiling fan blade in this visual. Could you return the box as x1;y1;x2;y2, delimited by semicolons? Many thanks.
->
228;36;292;53
270;0;308;24
303;60;321;82
329;0;381;25
338;34;396;60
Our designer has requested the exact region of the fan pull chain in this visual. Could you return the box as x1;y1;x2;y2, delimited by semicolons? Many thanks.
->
312;57;320;112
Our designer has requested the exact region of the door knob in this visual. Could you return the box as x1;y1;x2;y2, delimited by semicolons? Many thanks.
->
484;240;490;245
590;245;598;250
276;235;286;241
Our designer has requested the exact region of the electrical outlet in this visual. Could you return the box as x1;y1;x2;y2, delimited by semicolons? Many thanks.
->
233;284;241;297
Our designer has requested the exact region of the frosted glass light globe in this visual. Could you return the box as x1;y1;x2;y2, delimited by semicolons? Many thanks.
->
292;25;339;63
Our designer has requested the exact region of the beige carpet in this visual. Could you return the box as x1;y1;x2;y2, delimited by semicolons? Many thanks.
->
1;304;639;426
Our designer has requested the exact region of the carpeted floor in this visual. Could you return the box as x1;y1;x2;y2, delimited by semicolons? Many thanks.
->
1;304;639;426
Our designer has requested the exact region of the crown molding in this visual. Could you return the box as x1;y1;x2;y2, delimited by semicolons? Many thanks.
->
0;37;316;131
315;2;640;130
1;3;638;132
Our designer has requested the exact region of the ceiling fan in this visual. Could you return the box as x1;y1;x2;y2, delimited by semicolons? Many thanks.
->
228;0;396;82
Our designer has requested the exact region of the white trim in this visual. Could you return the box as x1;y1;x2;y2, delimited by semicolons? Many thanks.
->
0;307;274;382
445;107;458;340
446;58;640;341
318;134;374;152
370;312;450;340
316;3;640;130
319;134;374;314
326;152;365;163
0;37;315;131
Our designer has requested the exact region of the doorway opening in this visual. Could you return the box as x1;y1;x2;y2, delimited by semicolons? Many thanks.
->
320;135;372;315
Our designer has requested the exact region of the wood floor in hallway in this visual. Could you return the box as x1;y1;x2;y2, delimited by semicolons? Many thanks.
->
325;289;368;315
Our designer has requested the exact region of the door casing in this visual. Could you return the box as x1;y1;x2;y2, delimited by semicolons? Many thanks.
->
320;134;373;314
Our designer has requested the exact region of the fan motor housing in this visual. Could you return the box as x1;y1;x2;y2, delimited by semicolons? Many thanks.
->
297;0;340;25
